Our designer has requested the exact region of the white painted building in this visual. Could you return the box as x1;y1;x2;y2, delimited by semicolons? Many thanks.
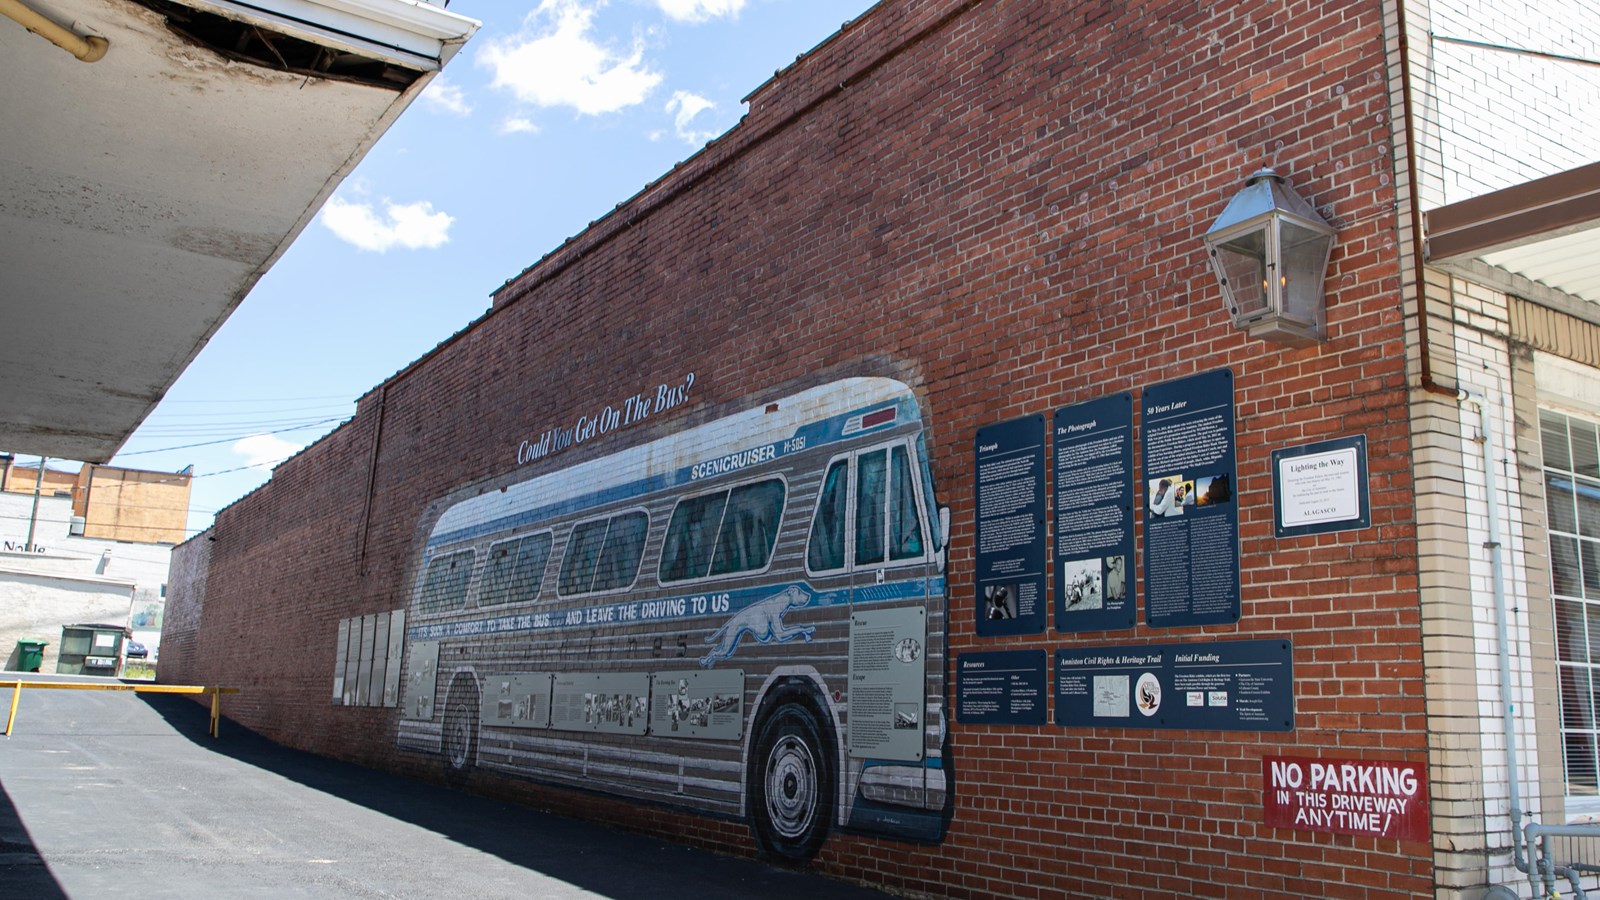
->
0;490;175;671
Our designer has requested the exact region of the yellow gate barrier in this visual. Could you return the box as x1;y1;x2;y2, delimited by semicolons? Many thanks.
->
1;680;239;738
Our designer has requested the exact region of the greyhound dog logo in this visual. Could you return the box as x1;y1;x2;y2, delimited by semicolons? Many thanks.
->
699;584;815;668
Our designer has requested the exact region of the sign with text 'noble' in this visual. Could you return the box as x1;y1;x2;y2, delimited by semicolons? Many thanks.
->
1262;755;1429;842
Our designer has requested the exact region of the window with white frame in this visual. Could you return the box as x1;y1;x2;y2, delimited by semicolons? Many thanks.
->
1541;408;1600;798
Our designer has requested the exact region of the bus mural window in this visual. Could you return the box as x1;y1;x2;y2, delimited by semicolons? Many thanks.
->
483;534;553;607
559;519;609;595
660;492;729;583
856;450;888;565
916;433;943;552
418;550;474;614
808;459;849;572
592;511;649;592
890;445;925;560
710;479;786;576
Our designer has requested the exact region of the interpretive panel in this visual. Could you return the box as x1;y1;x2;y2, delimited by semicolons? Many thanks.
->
370;612;391;708
1272;435;1370;538
975;415;1048;635
1140;369;1240;627
956;649;1047;725
332;618;349;704
343;619;361;706
651;668;744;740
402;640;440;720
1263;755;1429;841
355;614;375;707
550;672;650;735
848;605;927;760
1053;392;1136;632
480;672;554;728
1054;638;1292;731
382;610;405;708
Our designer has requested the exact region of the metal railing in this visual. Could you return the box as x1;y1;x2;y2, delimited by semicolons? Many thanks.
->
1516;823;1600;899
2;679;239;738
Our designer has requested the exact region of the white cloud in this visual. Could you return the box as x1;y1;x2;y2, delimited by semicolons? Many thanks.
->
320;196;454;252
478;0;662;116
665;90;720;145
655;0;744;22
500;116;541;135
421;77;472;116
233;434;302;468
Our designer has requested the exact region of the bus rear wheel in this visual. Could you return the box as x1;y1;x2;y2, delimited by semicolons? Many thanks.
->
750;699;833;862
442;675;479;786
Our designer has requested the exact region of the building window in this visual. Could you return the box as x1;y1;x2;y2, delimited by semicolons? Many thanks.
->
1542;408;1600;799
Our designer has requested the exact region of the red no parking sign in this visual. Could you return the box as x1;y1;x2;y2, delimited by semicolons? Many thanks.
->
1263;755;1430;842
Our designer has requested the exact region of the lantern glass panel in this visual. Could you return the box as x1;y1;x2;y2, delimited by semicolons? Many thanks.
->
1280;219;1334;328
1211;228;1270;322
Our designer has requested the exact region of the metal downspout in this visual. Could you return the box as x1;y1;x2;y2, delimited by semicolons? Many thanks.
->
0;0;108;61
1463;390;1531;892
1394;0;1460;400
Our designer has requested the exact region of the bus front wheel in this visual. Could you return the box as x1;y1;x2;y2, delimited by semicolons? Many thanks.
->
442;674;479;786
749;698;833;862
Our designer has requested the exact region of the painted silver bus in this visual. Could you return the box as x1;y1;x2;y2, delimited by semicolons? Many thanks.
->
396;377;952;860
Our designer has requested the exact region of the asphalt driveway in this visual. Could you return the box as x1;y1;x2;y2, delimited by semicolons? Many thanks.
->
0;677;892;899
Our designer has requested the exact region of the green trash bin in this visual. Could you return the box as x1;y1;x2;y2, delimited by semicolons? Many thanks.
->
16;640;47;673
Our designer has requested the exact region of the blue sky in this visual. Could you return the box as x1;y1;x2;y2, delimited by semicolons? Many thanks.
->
102;0;875;538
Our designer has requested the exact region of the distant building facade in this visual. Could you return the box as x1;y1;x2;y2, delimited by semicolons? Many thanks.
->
0;456;189;671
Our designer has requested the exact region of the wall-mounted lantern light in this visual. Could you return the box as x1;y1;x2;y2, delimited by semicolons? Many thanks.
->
1202;168;1336;348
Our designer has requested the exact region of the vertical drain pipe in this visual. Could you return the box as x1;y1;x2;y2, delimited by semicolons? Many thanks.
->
1463;389;1528;888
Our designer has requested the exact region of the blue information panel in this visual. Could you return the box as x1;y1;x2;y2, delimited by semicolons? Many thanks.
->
956;649;1048;725
975;415;1048;636
1054;638;1293;732
1140;369;1240;627
1053;392;1136;633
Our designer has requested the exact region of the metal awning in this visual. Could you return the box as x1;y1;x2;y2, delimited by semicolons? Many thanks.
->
0;0;477;463
1424;161;1600;305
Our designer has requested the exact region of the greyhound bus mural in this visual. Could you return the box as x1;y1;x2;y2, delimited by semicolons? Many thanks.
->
396;377;952;860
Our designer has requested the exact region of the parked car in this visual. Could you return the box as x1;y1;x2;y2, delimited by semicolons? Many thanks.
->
125;641;148;660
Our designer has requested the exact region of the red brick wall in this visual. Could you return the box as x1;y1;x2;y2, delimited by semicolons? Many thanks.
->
165;0;1426;895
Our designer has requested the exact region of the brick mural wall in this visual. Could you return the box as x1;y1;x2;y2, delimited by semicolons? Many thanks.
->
166;0;1429;895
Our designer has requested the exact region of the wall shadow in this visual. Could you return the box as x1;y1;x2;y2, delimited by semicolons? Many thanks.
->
137;693;886;900
0;783;67;899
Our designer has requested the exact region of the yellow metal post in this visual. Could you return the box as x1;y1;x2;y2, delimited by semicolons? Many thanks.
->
209;689;220;738
5;681;20;736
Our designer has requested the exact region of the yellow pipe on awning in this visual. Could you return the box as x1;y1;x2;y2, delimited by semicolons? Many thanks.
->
0;0;108;62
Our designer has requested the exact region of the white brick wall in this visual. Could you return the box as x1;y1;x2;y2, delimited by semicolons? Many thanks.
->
1415;0;1600;206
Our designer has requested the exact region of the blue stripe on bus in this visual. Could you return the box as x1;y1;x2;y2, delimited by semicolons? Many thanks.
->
424;395;921;554
407;576;946;642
